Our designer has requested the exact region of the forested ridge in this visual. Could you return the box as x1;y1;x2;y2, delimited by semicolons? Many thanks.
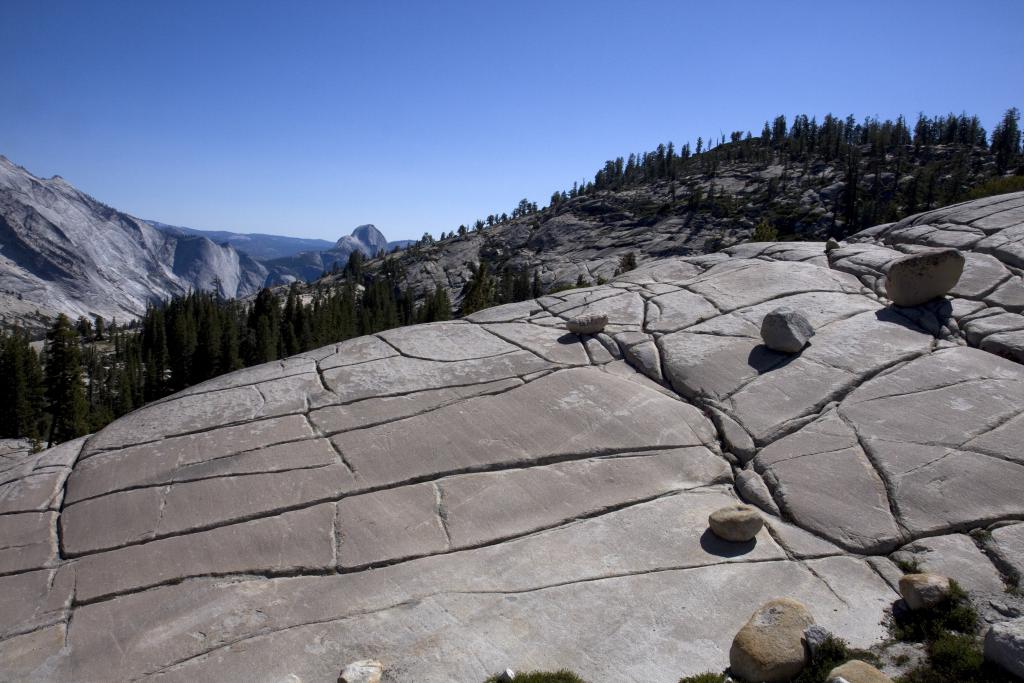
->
4;108;1021;445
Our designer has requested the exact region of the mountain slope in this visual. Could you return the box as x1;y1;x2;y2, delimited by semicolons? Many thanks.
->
0;156;268;331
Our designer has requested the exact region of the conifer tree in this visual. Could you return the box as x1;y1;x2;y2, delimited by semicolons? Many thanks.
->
44;314;88;444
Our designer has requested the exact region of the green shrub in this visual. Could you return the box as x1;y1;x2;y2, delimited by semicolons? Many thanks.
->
484;671;586;683
793;635;879;683
965;175;1024;200
928;632;984;679
895;557;922;574
678;673;725;683
897;632;1016;682
891;580;977;642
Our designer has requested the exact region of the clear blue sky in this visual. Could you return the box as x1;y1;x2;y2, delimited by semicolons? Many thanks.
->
2;1;1021;241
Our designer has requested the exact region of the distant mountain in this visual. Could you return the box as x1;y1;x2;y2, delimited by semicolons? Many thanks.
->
264;224;413;284
0;155;268;333
148;221;335;261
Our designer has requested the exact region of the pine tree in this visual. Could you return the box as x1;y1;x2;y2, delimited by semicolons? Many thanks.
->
44;314;88;444
992;107;1021;174
752;219;779;241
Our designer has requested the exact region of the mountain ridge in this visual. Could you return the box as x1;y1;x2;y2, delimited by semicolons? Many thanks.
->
0;155;268;332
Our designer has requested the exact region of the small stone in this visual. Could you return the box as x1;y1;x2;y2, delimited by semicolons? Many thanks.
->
825;238;841;253
729;598;815;682
826;659;892;682
898;573;951;611
709;503;764;542
985;618;1024;679
495;669;516;682
566;313;609;335
760;307;815;353
884;249;965;307
803;624;831;658
339;659;383;683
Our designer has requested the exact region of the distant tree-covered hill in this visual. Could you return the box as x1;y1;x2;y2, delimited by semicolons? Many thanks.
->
306;108;1022;313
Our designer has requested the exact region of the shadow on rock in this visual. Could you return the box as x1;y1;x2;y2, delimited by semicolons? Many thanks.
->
877;298;953;336
746;344;794;375
700;528;758;557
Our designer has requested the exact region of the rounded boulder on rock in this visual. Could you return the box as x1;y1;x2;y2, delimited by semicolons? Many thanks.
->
884;248;965;307
338;660;383;683
565;312;608;335
709;503;764;542
760;307;815;353
729;597;814;682
984;618;1024;679
898;573;951;611
826;659;893;682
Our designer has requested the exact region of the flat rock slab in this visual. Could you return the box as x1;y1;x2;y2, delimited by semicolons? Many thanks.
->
322;350;552;403
330;367;716;489
379;322;516;361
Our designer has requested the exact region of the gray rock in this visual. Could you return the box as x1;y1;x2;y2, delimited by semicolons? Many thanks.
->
826;238;841;253
709;504;764;542
985;619;1024;679
899;573;951;610
760;307;815;353
884;248;965;306
494;669;516;682
804;624;831;658
729;598;814;683
565;312;609;334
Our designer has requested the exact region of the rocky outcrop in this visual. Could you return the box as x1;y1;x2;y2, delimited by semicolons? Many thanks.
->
0;155;268;332
3;193;1024;681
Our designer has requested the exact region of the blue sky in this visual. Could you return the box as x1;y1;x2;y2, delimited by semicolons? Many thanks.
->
1;1;1021;241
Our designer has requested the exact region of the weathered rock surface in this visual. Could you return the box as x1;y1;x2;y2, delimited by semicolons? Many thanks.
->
729;598;814;682
3;193;1024;681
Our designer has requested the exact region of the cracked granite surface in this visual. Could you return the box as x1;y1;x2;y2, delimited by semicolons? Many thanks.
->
3;193;1024;681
